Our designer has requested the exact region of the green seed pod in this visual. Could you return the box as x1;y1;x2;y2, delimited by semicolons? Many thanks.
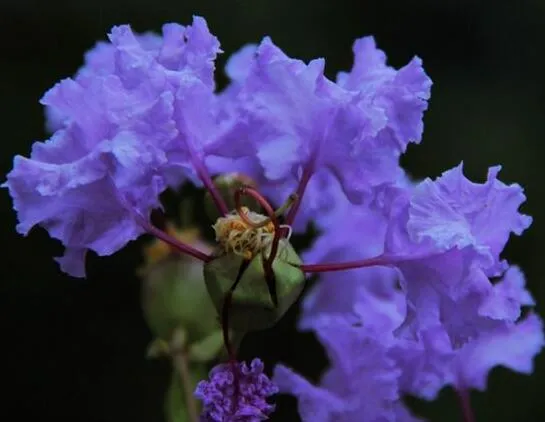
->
139;228;218;343
203;238;305;332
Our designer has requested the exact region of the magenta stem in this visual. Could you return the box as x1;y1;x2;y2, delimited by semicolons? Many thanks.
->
135;213;213;262
234;188;277;228
284;163;313;226
221;261;250;417
221;290;236;362
193;158;229;217
456;389;475;422
221;289;240;416
299;255;390;273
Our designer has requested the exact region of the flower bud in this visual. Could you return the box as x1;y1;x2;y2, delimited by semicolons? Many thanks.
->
203;238;305;332
139;227;218;343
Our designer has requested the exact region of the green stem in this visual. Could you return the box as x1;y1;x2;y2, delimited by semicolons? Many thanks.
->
172;349;199;422
284;163;313;226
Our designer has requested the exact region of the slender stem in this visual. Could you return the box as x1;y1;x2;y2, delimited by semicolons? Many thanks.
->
234;187;278;228
234;191;297;229
298;255;390;273
284;163;314;226
193;158;229;217
221;259;250;360
456;388;475;422
275;193;299;217
221;290;237;361
266;230;282;272
135;213;213;262
172;349;199;422
221;261;250;417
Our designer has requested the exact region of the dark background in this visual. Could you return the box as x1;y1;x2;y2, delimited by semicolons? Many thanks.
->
1;0;544;421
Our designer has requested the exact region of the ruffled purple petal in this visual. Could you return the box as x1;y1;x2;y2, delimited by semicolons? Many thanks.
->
219;35;431;227
273;364;345;422
5;17;225;276
455;313;544;390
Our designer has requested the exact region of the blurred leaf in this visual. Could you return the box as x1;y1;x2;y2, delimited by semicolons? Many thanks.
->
188;329;224;362
146;338;170;359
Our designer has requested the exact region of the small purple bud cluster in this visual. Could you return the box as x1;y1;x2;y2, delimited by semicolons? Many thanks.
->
195;359;278;422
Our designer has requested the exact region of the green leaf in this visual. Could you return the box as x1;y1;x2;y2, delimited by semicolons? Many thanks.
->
146;328;188;359
146;338;170;359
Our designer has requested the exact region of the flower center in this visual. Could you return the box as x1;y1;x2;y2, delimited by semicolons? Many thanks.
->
213;207;276;259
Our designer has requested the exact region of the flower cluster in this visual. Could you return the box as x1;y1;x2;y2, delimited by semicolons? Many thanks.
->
4;15;542;422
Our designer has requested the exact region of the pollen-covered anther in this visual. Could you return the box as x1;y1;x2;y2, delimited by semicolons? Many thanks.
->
213;207;276;259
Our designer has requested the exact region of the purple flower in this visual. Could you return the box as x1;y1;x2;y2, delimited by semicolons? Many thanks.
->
221;36;431;229
453;312;543;390
377;163;541;398
3;17;230;276
392;312;544;398
195;359;278;422
384;163;532;335
387;163;531;264
275;262;543;419
274;163;542;418
275;200;419;421
274;309;422;422
300;199;401;321
391;267;544;399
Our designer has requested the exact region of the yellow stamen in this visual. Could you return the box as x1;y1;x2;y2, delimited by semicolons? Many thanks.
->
213;207;276;259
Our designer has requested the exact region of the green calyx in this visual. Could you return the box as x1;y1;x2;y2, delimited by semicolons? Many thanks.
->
203;238;305;332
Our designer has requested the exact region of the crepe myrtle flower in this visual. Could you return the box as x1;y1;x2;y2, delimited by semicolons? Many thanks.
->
3;15;541;422
2;15;430;322
273;167;542;422
274;264;542;422
218;34;431;231
275;265;542;422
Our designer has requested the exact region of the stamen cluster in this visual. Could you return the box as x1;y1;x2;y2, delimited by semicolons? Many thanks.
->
213;207;275;259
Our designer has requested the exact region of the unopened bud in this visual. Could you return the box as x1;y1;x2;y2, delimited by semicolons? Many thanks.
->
203;238;305;332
